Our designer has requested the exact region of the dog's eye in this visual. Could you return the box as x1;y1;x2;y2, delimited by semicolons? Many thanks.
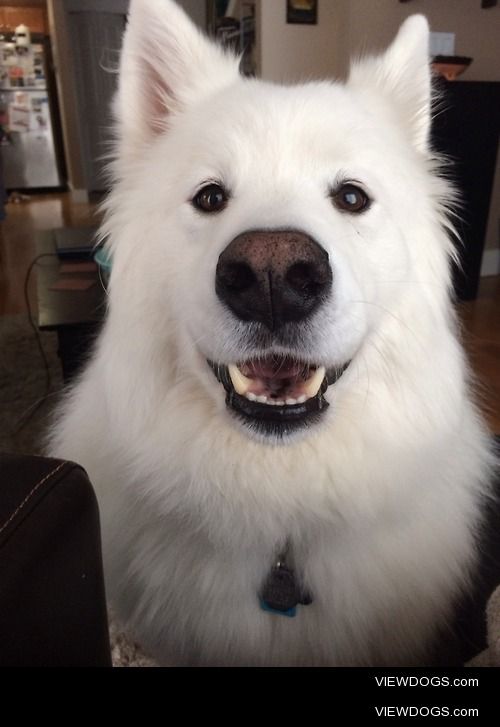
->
332;184;370;213
193;184;228;213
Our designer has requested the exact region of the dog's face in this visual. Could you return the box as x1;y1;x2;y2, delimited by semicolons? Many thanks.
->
108;1;443;443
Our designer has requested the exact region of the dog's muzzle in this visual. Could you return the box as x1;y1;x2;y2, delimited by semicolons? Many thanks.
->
209;229;348;437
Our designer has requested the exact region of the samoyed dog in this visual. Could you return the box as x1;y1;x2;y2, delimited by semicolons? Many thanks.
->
49;0;494;666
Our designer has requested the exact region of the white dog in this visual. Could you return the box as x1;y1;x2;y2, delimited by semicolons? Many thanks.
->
48;0;494;666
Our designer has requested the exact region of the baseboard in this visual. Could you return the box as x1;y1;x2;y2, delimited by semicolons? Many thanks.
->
70;188;89;204
481;248;500;277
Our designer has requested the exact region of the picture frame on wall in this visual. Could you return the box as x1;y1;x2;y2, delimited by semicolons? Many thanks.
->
286;0;318;25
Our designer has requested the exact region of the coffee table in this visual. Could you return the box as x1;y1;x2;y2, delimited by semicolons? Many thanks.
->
36;228;106;381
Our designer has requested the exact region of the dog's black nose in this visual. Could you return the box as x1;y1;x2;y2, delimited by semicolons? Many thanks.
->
215;230;332;330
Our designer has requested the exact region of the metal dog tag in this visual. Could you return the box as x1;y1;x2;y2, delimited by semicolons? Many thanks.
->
260;563;300;614
259;552;314;617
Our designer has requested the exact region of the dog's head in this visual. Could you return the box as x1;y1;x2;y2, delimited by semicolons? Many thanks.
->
106;0;452;443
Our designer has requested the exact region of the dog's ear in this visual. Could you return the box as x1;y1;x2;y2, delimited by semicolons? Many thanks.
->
348;15;431;153
115;0;239;161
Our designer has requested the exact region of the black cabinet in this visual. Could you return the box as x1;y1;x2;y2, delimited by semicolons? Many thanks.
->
432;80;500;300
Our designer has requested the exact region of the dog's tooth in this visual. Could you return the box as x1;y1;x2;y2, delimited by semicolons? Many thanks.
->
303;366;326;399
256;395;268;404
246;392;257;401
228;364;252;395
296;395;307;404
285;398;297;405
274;399;285;406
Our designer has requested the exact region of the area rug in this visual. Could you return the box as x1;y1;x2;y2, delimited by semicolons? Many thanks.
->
0;313;64;456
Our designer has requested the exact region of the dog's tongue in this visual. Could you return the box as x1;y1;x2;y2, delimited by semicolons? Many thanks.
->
240;358;309;381
229;357;324;400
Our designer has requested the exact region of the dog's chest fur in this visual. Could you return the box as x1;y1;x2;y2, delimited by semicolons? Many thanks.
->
87;374;481;666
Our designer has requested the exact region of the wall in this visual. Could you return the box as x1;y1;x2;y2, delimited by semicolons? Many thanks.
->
335;0;500;82
47;0;86;199
257;0;500;83
256;0;500;268
257;0;347;83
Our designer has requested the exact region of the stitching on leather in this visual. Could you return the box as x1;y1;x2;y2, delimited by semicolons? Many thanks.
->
0;461;67;536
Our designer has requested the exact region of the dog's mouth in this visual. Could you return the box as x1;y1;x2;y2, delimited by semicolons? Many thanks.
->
207;356;349;437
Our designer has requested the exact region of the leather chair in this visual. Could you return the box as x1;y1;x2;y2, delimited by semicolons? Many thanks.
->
0;454;111;666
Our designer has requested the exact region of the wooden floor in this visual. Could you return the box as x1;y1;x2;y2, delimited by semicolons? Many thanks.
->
1;192;499;433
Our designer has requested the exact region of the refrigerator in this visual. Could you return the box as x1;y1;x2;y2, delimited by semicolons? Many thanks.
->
0;37;63;190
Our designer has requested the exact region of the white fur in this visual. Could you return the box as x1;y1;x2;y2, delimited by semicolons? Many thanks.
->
48;2;494;666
